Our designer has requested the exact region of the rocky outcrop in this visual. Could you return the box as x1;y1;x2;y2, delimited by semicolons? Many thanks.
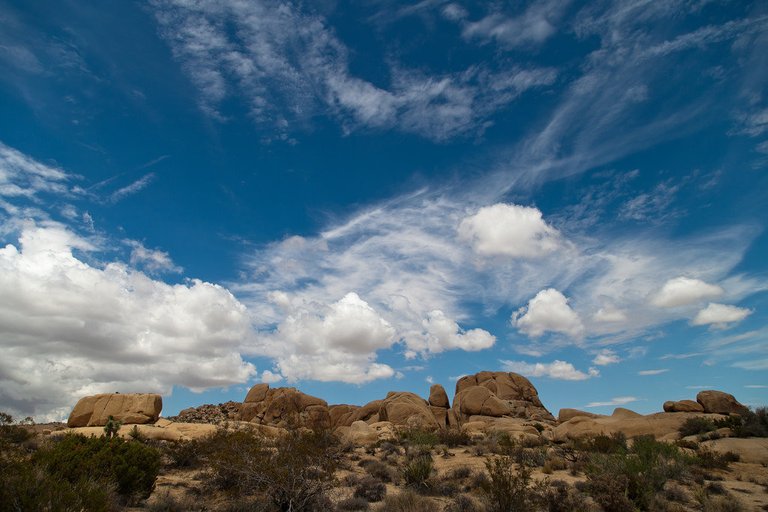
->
170;401;241;424
330;400;383;427
553;409;725;442
663;400;704;413
558;409;602;422
452;372;555;423
378;392;438;429
696;390;749;415
67;393;162;428
236;384;330;429
429;384;449;408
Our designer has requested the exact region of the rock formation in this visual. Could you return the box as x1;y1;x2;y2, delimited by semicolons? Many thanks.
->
696;390;749;415
663;400;704;413
236;384;331;429
67;393;162;428
452;371;555;423
378;391;438;429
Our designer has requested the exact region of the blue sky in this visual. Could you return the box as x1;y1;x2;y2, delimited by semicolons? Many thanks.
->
1;0;767;422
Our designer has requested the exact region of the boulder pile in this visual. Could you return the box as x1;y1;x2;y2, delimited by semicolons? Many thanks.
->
235;384;331;430
169;401;241;424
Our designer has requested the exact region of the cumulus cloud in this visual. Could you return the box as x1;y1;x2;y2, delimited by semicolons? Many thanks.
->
593;306;627;323
128;240;182;274
692;303;752;327
0;223;256;420
501;359;599;380
458;203;562;258
420;310;495;353
651;276;724;307
256;292;397;384
260;370;283;383
592;349;620;366
585;396;639;408
512;288;584;338
460;0;568;48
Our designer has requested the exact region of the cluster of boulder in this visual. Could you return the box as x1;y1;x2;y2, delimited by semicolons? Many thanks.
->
664;390;749;415
62;372;758;453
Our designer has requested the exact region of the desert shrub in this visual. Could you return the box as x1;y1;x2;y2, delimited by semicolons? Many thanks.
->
692;448;740;470
679;417;716;437
539;479;590;512
480;455;539;512
206;427;339;511
364;459;398;483
164;439;203;468
575;432;627;454
0;454;119;512
676;438;699;450
146;491;205;512
402;454;434;489
380;490;435;512
585;435;689;511
336;496;369;511
437;428;471;447
0;412;34;447
448;465;473;480
379;441;401;456
399;427;439;448
353;477;386;502
444;494;483;512
35;433;160;503
714;408;768;438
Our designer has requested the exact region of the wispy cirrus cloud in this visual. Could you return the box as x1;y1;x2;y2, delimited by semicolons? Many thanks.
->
149;0;556;141
585;396;639;408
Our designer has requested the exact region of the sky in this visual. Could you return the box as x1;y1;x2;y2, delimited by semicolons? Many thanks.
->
0;0;767;423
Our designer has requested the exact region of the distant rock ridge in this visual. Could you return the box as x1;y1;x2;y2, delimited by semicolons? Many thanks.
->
63;374;753;448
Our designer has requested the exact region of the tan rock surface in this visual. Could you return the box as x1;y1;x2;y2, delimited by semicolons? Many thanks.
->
553;411;725;442
558;408;602;422
701;437;768;464
697;390;749;415
452;372;554;423
336;420;379;445
67;393;162;427
236;384;330;429
428;384;449;408
378;391;438;429
663;400;705;413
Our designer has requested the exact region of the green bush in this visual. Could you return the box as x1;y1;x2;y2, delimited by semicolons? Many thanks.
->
480;455;539;512
437;428;471;447
380;490;435;512
0;455;118;512
0;412;34;447
714;407;768;437
398;427;439;448
679;417;716;437
402;454;434;489
353;476;386;502
585;435;689;511
34;433;160;503
206;427;339;511
574;432;627;454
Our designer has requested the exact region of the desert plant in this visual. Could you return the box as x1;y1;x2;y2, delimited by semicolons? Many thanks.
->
35;433;160;504
0;412;33;446
437;428;471;447
0;456;119;512
399;427;439;448
480;455;539;512
402;454;434;489
574;432;627;454
353;476;386;502
539;479;590;512
380;490;435;512
336;496;370;511
104;415;122;439
714;407;768;438
444;494;483;512
679;417;717;437
146;491;205;512
364;459;398;483
206;427;339;511
163;439;203;468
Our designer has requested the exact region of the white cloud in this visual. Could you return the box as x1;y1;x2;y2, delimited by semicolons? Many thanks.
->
460;1;567;48
501;359;599;381
260;370;283;384
638;369;669;376
651;277;724;307
109;173;155;203
592;349;620;366
585;396;639;408
256;292;397;384
692;302;752;327
745;385;768;389
512;288;584;338
149;0;556;141
128;240;182;274
457;203;562;258
420;310;495;353
732;359;768;371
0;223;256;421
593;306;627;323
